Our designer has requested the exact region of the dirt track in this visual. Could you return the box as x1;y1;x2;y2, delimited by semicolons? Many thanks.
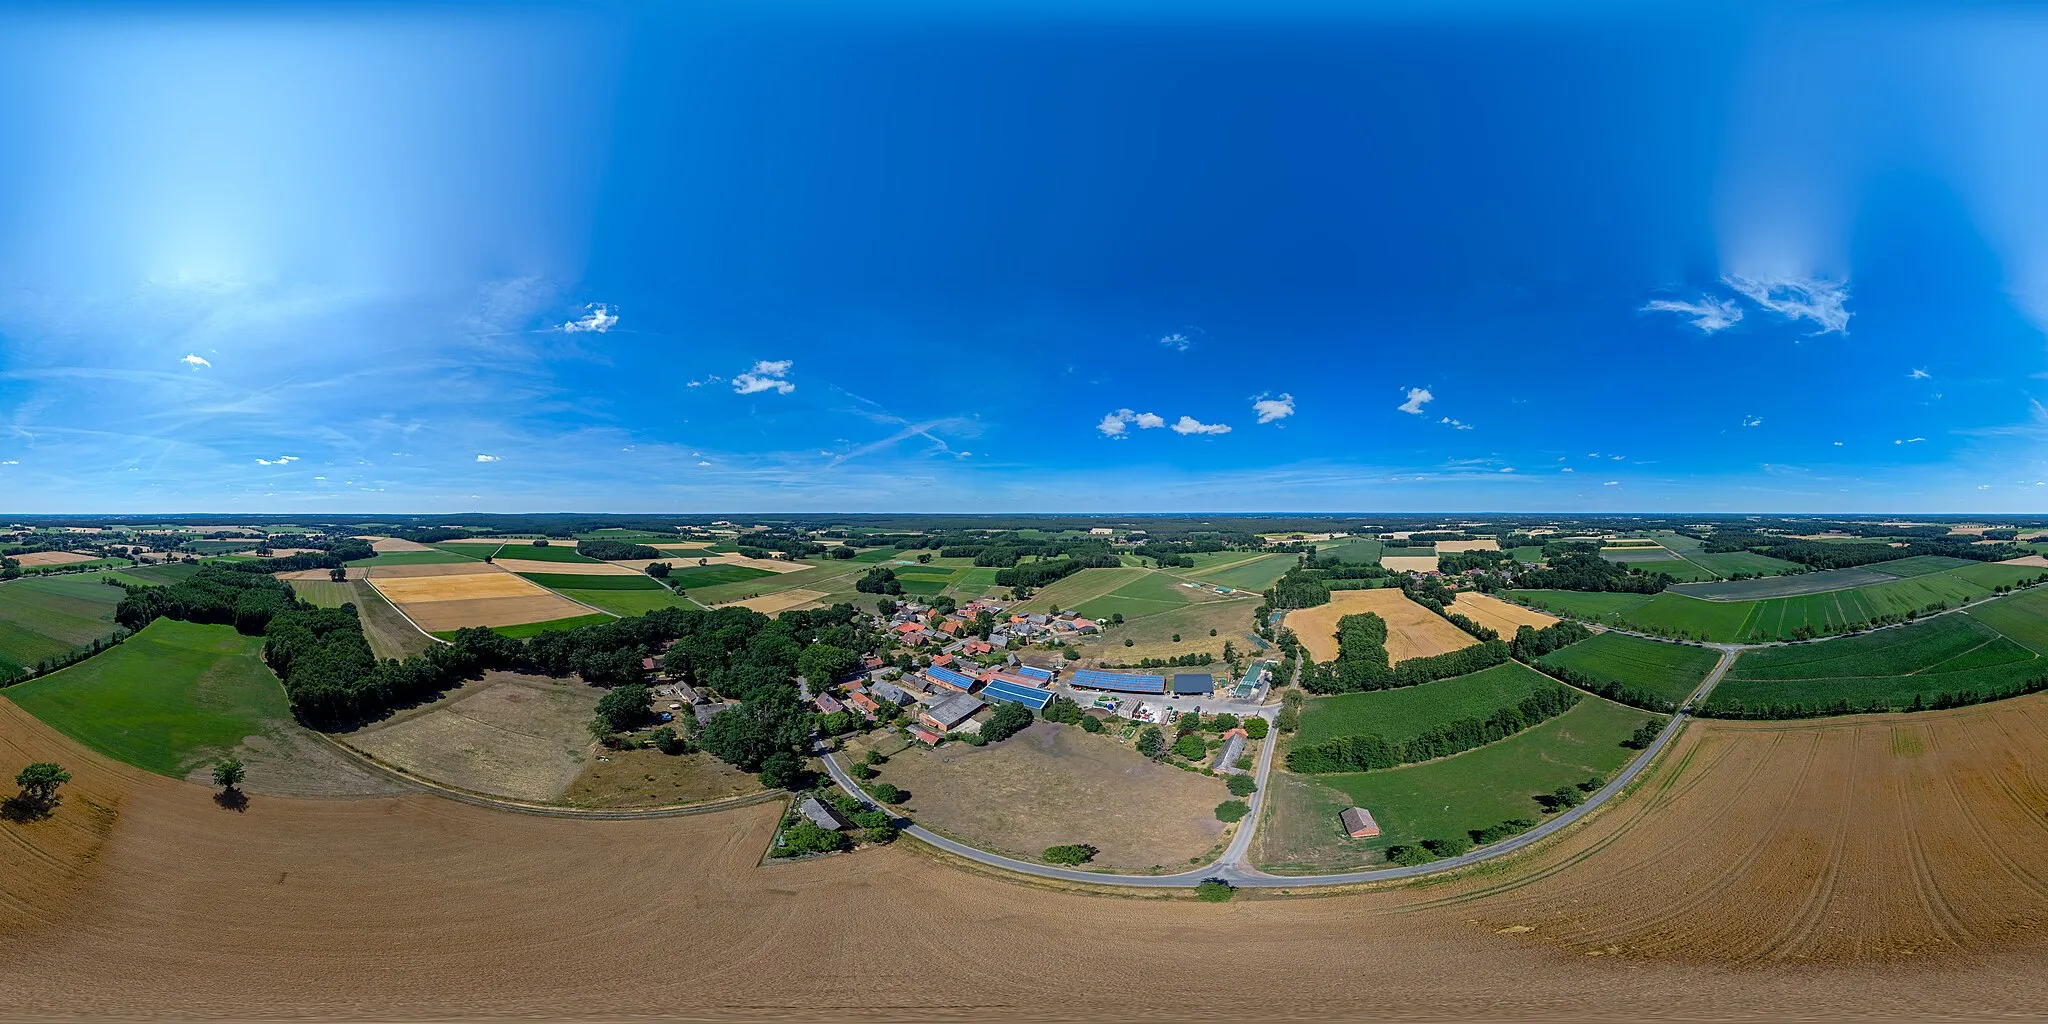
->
12;698;2048;1017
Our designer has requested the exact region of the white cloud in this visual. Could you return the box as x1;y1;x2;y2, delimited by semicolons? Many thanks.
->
1439;416;1472;430
558;304;619;333
1498;467;1515;473
1397;387;1433;415
1833;441;1844;446
475;454;501;462
732;360;794;395
1723;276;1851;334
1909;368;1931;379
179;353;213;369
697;460;713;467
1611;454;1625;460
1894;437;1927;444
1643;296;1744;332
0;460;17;466
1252;393;1296;424
1170;415;1232;436
1159;332;1192;352
686;375;723;388
1561;467;1574;473
1603;480;1620;486
253;455;299;466
1097;409;1168;438
1742;416;1763;428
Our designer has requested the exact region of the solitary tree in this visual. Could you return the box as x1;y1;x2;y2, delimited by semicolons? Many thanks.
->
328;566;347;582
1135;726;1166;759
211;757;246;794
13;762;70;809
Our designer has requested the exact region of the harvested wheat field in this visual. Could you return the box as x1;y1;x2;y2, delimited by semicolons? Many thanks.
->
1286;588;1477;663
274;567;354;581
723;588;829;614
491;557;637;576
367;537;434;553
367;567;596;632
15;702;2048;1016
1435;538;1501;553
365;561;498;579
1439;700;2048;966
1447;591;1558;634
1380;553;1440;573
1999;554;2048;568
11;551;98;567
342;673;599;802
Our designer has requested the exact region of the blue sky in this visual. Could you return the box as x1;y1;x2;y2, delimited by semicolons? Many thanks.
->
5;2;2048;514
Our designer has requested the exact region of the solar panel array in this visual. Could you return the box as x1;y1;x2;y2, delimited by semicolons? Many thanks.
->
1014;665;1054;682
1069;669;1167;694
1171;673;1214;695
980;678;1055;710
924;665;975;689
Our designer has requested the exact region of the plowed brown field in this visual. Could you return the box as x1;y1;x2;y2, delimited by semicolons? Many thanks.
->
12;698;2048;1018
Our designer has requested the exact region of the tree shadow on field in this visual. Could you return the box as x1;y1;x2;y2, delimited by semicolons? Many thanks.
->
213;789;249;813
1;794;56;823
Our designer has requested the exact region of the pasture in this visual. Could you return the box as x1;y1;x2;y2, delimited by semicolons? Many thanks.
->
1964;584;2048;654
841;720;1229;872
1080;593;1256;662
1683;550;1803;577
1705;614;2044;713
480;542;600;564
0;573;125;676
482;614;617;639
343;672;600;802
1311;537;1383;564
1865;554;1976;577
1071;571;1192;621
1188;552;1298;591
1015;567;1149;613
1536;632;1721;705
518;571;667;591
1294;661;1562;746
549;588;690;617
1285;588;1476;663
1258;696;1654;868
668;563;777;588
1671;566;1898;601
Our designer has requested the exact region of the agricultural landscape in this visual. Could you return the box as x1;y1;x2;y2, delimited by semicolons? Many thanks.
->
8;512;2048;1017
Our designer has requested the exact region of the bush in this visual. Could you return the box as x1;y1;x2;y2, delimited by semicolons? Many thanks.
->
1172;733;1207;760
1243;717;1268;739
758;751;806;790
1422;835;1472;858
866;782;906;804
1079;715;1106;734
1193;879;1236;902
1387;845;1435;867
1215;799;1249;823
1135;726;1165;759
651;726;689;755
1225;774;1257;797
849;808;891;829
849;762;874;780
775;821;847;857
982;701;1034;742
863;750;887;765
861;825;899;845
1042;843;1098;865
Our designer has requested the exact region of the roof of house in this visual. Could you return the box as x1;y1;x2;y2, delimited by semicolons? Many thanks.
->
923;665;975;690
909;726;942;744
1171;673;1215;695
1211;733;1247;770
872;681;912;704
1013;665;1054;682
981;677;1054;711
1340;806;1381;836
846;692;880;714
1069;669;1167;694
921;692;985;729
799;797;850;831
813;694;844;713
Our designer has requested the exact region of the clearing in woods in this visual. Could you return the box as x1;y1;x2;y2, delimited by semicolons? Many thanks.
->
1536;631;1721;706
0;573;125;676
1293;661;1565;747
1446;591;1557;635
1256;695;1656;872
842;720;1229;872
342;672;603;802
1285;588;1477;663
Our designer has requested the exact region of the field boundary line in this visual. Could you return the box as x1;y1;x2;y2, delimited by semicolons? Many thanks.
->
304;730;786;820
362;576;453;647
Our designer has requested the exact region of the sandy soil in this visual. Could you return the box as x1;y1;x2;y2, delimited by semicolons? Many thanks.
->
1434;538;1501;553
343;673;599;801
1999;554;2048;567
15;699;2048;1016
1380;554;1441;573
1448;591;1559;634
1285;588;1477;663
721;588;830;614
491;557;637;576
368;537;435;553
11;551;98;567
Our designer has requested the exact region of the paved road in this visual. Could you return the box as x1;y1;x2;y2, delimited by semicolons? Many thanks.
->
818;643;1737;889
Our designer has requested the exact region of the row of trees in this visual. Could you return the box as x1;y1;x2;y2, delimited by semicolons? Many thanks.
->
1697;675;2048;720
1285;685;1582;773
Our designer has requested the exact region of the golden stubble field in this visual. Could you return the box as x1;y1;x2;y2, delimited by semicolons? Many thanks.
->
1447;590;1559;634
1286;588;1477;662
12;699;2048;1017
365;563;596;632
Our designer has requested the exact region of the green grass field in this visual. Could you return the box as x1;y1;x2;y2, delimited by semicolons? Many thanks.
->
668;564;777;587
518;572;667;592
1706;613;2045;712
1669;566;1897;601
1965;585;2048;655
433;613;618;640
1536;632;1721;705
2;619;289;777
1072;571;1194;621
1683;551;1803;577
487;542;601;563
0;574;126;675
1015;567;1150;613
102;563;202;587
1508;545;1544;562
1295;662;1561;746
345;550;477;568
1270;697;1655;859
1311;538;1383;564
1508;590;1654;621
551;589;686;617
1625;558;1720;582
1191;553;1298;591
1865;555;1977;578
1525;567;2033;643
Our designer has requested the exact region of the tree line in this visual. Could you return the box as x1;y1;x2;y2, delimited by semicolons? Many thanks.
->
1285;685;1582;773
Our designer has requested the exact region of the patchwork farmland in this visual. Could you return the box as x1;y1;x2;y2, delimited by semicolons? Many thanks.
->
367;563;601;632
0;573;125;678
1286;587;1475;662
